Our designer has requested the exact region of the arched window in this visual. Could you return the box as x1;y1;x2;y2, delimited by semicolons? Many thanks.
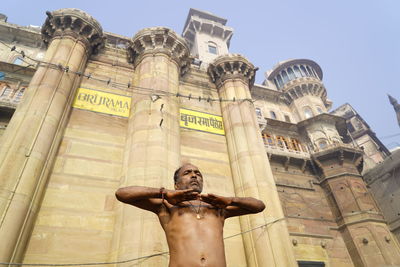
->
313;68;320;79
318;140;328;149
281;70;289;84
276;75;284;88
287;68;295;80
273;78;280;89
300;65;308;77
293;66;302;78
13;57;24;65
316;106;324;114
208;42;218;55
270;111;277;119
303;106;313;119
306;66;314;78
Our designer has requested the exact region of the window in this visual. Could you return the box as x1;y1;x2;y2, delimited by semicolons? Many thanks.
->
306;66;314;77
255;108;262;117
262;133;274;146
290;138;301;151
274;78;281;89
1;86;12;97
303;106;313;119
298;261;325;267
13;57;24;65
287;67;295;80
15;87;25;102
284;115;291;123
347;122;355;133
208;44;217;54
281;70;289;83
300;65;308;77
318;140;328;149
294;65;302;78
316;106;324;114
270;111;277;119
276;75;284;88
276;136;288;149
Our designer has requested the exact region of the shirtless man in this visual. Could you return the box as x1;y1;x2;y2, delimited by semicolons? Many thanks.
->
115;163;265;267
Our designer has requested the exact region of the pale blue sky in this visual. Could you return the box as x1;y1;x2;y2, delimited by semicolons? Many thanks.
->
2;0;400;149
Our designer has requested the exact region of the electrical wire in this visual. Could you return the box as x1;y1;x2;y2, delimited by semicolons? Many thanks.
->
0;40;253;104
0;217;285;266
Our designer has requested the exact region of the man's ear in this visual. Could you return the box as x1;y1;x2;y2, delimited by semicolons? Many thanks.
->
174;183;178;190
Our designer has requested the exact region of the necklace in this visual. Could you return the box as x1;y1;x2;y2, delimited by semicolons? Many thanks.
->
188;200;202;219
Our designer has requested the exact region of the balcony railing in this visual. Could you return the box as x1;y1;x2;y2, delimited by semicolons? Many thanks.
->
264;143;310;159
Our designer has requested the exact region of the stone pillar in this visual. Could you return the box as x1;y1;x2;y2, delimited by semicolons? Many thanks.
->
313;146;400;266
0;8;104;263
208;54;297;267
111;27;190;265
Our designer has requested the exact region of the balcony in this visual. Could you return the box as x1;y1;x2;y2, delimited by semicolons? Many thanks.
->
264;143;310;160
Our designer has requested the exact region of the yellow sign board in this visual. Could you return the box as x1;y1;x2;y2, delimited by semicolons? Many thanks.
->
73;88;131;117
180;108;225;135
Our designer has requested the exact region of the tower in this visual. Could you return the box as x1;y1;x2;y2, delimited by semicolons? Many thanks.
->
388;94;400;127
182;8;233;64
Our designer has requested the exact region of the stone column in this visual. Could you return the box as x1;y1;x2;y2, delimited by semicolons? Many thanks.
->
111;27;190;265
208;54;297;267
0;8;104;263
313;146;400;266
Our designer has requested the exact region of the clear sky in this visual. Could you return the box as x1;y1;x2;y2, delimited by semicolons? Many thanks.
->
2;0;400;149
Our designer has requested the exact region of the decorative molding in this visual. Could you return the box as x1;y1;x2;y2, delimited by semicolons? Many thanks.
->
208;54;256;88
41;8;105;55
128;27;191;76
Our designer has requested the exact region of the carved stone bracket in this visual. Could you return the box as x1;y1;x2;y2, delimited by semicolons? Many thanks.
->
208;54;256;89
41;8;105;55
128;27;191;76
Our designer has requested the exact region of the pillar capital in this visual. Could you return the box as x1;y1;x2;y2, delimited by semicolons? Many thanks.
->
128;27;191;75
41;8;105;55
208;54;256;88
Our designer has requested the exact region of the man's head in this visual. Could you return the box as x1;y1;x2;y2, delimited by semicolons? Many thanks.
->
174;163;203;193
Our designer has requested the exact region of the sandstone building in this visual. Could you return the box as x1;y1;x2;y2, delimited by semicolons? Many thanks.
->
0;8;400;267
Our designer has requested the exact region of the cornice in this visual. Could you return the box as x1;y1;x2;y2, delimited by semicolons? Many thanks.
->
41;8;105;55
207;54;256;89
128;27;191;76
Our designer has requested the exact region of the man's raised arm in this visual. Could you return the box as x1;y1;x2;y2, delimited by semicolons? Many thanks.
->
200;193;265;218
115;186;200;213
115;186;165;213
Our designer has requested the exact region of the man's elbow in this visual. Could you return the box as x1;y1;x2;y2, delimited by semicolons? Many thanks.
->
255;200;265;213
115;188;126;202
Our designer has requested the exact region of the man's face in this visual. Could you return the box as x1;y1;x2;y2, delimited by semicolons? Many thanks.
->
175;164;203;193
